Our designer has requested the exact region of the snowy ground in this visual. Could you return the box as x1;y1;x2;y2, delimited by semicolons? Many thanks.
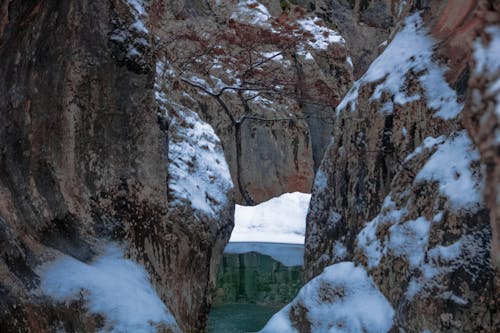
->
229;192;311;244
226;192;311;267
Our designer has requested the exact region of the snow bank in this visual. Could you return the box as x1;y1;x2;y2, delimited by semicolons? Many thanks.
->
168;106;233;218
230;192;311;244
260;262;394;333
337;13;462;120
39;244;177;333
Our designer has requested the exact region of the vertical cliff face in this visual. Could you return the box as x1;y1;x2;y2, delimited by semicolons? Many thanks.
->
312;0;402;79
264;1;499;332
0;1;233;332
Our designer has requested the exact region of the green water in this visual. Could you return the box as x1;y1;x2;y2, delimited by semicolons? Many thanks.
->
208;244;304;333
207;303;280;333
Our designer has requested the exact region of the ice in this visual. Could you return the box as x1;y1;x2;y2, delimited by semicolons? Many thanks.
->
225;242;304;266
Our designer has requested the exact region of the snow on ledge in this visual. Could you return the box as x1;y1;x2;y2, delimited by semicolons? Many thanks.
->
229;192;311;244
38;244;178;333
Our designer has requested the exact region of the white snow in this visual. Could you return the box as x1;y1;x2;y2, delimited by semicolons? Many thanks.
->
473;25;500;120
168;106;233;218
337;13;462;120
313;169;328;191
388;217;430;267
404;135;446;162
473;26;500;75
127;0;147;16
260;304;298;333
130;20;148;34
346;56;353;68
357;195;408;268
230;0;272;27
229;192;311;244
225;242;304;266
110;0;150;60
332;241;348;261
296;18;345;50
261;262;394;333
415;131;483;212
261;51;284;62
39;244;177;333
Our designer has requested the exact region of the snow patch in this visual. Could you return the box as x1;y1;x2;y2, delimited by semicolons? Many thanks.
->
110;0;151;60
296;18;345;50
39;244;177;333
337;13;462;120
261;262;394;333
473;26;500;121
230;0;272;27
388;217;430;267
168;106;233;218
230;192;311;244
415;131;483;212
357;195;408;268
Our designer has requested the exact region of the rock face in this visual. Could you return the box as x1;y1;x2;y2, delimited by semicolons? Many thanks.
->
312;0;401;78
0;1;233;332
267;1;500;332
156;0;353;204
464;1;500;268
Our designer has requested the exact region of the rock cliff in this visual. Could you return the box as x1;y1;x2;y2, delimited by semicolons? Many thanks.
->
0;0;233;332
264;1;499;332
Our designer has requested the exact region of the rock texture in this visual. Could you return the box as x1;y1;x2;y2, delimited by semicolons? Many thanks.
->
0;1;233;332
312;0;402;78
464;1;500;269
289;1;500;332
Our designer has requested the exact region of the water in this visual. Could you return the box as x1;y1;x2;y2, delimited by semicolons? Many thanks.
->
208;243;304;332
207;303;280;333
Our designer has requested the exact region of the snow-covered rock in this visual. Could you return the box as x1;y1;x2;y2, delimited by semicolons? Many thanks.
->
39;244;180;333
260;262;394;333
301;4;499;333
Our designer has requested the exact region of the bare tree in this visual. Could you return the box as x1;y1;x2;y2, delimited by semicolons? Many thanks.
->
157;13;341;204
